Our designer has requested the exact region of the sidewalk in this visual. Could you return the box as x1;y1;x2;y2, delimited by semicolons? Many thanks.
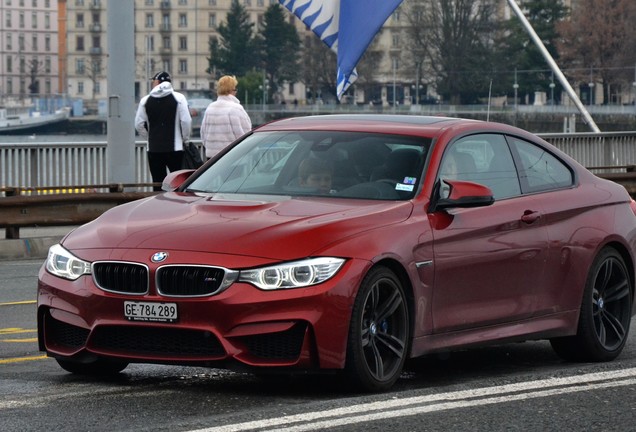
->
0;226;77;261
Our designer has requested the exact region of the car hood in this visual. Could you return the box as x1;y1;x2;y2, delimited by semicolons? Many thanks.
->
63;192;413;260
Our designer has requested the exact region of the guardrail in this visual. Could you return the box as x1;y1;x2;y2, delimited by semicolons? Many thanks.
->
3;168;636;240
0;183;157;239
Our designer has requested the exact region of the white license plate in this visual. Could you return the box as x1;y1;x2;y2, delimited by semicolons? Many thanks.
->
124;301;178;323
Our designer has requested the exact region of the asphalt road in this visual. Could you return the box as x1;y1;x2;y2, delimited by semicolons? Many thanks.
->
2;259;636;431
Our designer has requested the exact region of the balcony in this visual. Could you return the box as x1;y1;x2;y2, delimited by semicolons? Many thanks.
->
159;23;171;32
89;1;102;10
90;47;102;55
89;23;102;32
160;47;172;56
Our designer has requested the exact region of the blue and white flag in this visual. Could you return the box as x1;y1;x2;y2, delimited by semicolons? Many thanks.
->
279;0;403;100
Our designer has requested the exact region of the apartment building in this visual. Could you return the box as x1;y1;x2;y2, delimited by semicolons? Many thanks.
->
64;0;298;107
0;0;60;103
2;0;584;107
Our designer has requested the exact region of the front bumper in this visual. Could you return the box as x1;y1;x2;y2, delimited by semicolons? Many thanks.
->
37;257;367;371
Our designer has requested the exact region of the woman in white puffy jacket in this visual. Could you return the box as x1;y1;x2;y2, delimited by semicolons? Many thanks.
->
200;75;252;160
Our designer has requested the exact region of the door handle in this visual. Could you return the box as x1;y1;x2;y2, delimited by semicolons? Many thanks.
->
521;210;541;224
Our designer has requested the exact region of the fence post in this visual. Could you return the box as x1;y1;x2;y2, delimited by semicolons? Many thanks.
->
4;187;20;239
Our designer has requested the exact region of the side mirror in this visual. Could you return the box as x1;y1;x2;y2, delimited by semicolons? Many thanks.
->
161;169;196;191
430;179;494;212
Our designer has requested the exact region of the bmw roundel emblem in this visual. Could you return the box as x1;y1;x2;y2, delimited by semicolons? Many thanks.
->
151;252;168;263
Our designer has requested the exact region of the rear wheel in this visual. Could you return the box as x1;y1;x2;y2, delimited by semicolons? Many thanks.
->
56;357;128;375
551;247;633;362
345;266;410;392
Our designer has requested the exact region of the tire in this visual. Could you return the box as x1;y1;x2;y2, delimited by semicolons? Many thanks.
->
56;357;128;376
551;247;633;362
345;266;410;392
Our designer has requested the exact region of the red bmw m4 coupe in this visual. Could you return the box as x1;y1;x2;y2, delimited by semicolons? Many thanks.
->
38;115;636;391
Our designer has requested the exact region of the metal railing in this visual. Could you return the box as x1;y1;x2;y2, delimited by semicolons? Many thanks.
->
2;134;636;190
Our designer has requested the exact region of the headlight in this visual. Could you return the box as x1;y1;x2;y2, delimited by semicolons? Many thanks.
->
238;257;345;290
45;244;91;281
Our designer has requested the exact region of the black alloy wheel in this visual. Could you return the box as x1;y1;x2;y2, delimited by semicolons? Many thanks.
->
345;266;410;392
551;247;633;362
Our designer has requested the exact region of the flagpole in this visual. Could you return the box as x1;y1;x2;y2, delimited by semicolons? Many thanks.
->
506;0;600;132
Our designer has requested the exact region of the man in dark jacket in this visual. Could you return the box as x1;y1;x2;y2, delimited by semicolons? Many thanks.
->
135;71;192;190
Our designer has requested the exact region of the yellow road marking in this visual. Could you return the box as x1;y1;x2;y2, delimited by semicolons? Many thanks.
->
0;355;47;364
0;328;37;335
2;338;38;343
0;300;36;306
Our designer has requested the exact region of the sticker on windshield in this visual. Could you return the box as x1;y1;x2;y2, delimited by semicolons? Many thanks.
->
396;177;416;192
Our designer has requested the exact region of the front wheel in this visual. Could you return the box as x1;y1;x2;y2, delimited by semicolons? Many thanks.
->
345;266;410;392
551;247;633;362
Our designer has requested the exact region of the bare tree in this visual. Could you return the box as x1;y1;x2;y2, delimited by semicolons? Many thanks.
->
556;0;636;104
404;0;499;104
27;59;45;96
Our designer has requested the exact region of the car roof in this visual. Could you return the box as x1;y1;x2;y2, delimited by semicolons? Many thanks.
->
255;114;481;136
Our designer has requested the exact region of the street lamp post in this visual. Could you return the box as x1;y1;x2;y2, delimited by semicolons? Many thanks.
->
513;69;519;110
549;72;555;106
588;67;595;106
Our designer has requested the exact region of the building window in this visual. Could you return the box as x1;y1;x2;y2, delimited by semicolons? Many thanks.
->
45;13;50;29
77;13;84;28
7;80;13;95
145;0;154;4
145;13;154;28
32;35;38;51
94;82;101;96
19;35;25;51
76;58;85;74
32;12;37;28
162;60;171;72
392;33;400;47
7;57;12;73
244;0;251;6
19;12;25;28
45;80;51;95
6;34;12;51
208;13;216;28
20;57;26;73
5;11;11;28
77;36;85;51
45;35;50;51
179;59;187;74
92;35;100;49
78;81;84;95
145;35;155;51
162;36;171;48
209;0;216;6
179;36;187;50
45;57;51;73
179;13;187;27
179;0;187;5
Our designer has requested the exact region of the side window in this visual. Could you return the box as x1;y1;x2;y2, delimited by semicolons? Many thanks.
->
440;134;520;199
508;137;573;193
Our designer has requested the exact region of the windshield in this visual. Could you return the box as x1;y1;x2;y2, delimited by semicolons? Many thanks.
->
186;131;430;200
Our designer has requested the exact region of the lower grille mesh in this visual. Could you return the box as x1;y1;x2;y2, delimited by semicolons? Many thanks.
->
90;326;225;358
45;313;89;349
239;323;307;360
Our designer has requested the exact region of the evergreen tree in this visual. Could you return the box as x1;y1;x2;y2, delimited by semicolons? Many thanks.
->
207;0;257;78
258;4;301;101
496;0;569;104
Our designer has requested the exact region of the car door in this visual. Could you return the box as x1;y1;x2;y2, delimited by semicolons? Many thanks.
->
429;134;550;333
506;135;581;316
